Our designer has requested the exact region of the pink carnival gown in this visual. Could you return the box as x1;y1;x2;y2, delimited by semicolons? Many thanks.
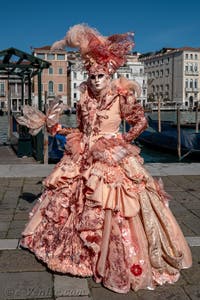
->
20;79;192;293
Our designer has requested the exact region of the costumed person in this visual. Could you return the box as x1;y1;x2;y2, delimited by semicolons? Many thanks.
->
19;24;192;293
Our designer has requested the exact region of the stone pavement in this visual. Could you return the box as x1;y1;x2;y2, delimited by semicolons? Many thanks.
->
0;164;200;299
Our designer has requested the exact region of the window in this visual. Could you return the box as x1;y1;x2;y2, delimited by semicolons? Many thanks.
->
74;83;77;89
74;72;77;79
58;84;63;92
194;79;198;89
0;82;5;96
190;54;193;60
74;93;77;99
57;54;65;60
47;53;55;60
190;79;193;88
37;53;45;59
185;79;188;88
58;68;63;74
126;74;129;78
160;70;163;77
194;63;198;72
185;53;188;59
195;54;198;60
49;67;53;75
165;69;169;76
48;81;54;94
185;64;188;72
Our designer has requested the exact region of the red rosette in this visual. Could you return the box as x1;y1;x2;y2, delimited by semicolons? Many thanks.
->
130;264;142;276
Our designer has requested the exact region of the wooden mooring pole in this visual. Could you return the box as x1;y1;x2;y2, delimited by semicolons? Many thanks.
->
177;106;181;160
195;100;199;133
158;97;161;132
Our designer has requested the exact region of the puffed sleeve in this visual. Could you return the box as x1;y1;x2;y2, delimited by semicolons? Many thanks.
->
120;93;148;143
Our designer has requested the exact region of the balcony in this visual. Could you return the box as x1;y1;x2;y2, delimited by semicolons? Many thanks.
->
47;92;55;97
185;71;199;76
185;87;200;92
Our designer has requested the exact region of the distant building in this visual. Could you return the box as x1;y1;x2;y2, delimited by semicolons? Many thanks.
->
67;51;87;108
33;46;68;108
67;51;148;108
114;53;148;106
139;47;200;110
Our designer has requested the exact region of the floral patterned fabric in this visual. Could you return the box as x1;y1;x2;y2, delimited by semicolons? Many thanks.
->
21;79;192;293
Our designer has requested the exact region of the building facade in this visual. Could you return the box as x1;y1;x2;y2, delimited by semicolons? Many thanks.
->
33;46;68;108
139;47;200;110
113;53;148;106
67;52;148;108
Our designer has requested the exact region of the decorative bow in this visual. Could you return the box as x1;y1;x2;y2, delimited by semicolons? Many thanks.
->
16;100;65;136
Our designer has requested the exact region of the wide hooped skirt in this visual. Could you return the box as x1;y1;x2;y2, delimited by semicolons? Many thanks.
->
20;153;192;293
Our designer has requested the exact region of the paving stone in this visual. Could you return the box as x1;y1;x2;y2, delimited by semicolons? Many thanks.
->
7;227;24;239
24;177;43;183
162;185;184;192
13;212;29;221
0;213;13;221
87;277;103;288
0;272;53;299
176;222;196;236
190;247;200;264
3;190;21;199
0;178;9;183
181;265;200;285
0;232;7;239
0;202;18;209
183;285;200;300
137;285;190;300
91;287;138;300
182;215;200;235
0;239;19;250
0;249;46;272
17;199;37;211
169;201;190;217
9;220;27;229
167;176;192;187
56;297;92;300
188;190;200;200
191;209;200;218
186;236;200;246
0;221;11;232
169;191;200;209
8;180;24;187
54;274;90;298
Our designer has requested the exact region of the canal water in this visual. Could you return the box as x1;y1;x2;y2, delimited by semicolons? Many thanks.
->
1;112;199;163
60;112;200;163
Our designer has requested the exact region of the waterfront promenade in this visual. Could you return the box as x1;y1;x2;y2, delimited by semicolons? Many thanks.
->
0;147;200;299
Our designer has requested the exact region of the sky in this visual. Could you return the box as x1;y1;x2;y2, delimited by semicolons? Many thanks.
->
1;0;200;55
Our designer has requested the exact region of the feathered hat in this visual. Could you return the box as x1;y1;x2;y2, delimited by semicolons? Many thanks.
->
51;24;134;75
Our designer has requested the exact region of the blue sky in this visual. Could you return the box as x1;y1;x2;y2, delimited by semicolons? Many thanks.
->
1;0;200;54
